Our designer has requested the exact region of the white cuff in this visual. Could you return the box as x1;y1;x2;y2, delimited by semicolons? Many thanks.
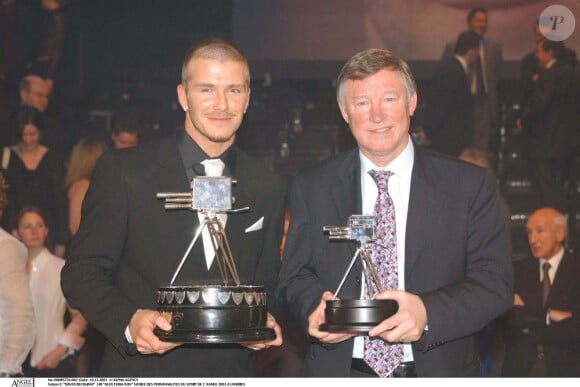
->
125;326;134;343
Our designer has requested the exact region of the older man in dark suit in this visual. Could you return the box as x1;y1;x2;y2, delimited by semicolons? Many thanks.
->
61;38;285;377
502;207;580;377
277;48;513;377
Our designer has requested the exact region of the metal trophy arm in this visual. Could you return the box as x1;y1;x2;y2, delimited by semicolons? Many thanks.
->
155;176;275;344
320;215;399;333
157;176;249;287
323;215;383;299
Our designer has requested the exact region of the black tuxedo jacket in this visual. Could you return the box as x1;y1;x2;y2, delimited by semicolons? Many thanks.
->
277;145;513;377
424;57;474;157
61;131;287;377
443;37;502;127
502;252;580;377
521;61;579;158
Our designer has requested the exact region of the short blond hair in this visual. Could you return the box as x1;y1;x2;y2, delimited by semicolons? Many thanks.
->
181;37;250;87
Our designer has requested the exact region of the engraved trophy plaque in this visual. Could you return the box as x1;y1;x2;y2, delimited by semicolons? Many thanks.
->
154;175;274;343
319;215;398;332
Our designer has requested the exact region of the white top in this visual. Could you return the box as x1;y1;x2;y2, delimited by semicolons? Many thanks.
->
353;137;415;362
28;248;85;367
0;228;35;375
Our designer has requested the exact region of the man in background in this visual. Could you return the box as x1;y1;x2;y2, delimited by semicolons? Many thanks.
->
111;111;140;149
502;207;580;376
424;30;479;157
442;7;502;159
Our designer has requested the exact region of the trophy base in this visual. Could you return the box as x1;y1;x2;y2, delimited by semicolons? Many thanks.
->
156;285;272;344
154;327;275;344
320;299;398;333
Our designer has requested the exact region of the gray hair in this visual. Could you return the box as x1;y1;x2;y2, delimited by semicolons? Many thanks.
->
337;48;416;103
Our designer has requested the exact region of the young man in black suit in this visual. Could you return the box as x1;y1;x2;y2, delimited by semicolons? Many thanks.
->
61;38;285;377
277;48;513;377
502;207;580;376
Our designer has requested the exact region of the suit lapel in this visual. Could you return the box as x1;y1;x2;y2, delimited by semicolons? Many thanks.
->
405;150;446;280
153;133;209;282
330;150;361;257
548;252;573;307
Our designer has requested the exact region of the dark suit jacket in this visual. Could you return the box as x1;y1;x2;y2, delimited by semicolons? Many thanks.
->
277;145;513;377
502;251;580;377
521;61;579;158
443;37;502;127
61;130;287;377
424;57;474;157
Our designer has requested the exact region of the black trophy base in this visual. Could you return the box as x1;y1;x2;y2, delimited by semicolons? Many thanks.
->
320;299;398;333
156;285;273;344
154;327;275;344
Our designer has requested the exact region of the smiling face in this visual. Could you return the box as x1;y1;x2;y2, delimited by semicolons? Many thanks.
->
338;68;417;167
177;57;250;157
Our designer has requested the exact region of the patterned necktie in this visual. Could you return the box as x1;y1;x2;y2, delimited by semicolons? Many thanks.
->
364;170;403;377
541;262;551;307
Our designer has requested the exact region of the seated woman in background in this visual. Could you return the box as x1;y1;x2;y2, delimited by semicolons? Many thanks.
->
1;106;67;257
12;206;86;377
66;138;107;235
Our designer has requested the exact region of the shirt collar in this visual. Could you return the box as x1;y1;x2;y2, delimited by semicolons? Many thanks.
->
177;127;236;179
454;54;469;75
360;135;415;179
540;246;565;274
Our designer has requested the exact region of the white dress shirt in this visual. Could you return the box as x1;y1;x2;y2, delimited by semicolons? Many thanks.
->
28;248;85;366
353;136;415;362
0;228;35;375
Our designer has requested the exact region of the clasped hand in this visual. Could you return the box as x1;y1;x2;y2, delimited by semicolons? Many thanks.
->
129;309;282;355
308;290;427;344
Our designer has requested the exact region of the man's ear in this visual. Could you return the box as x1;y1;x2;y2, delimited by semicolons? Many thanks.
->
12;229;20;239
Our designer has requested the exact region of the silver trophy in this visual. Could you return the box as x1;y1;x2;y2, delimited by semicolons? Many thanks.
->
320;215;398;333
154;176;274;343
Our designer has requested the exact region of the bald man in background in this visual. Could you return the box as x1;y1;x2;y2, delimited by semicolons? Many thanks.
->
502;208;580;377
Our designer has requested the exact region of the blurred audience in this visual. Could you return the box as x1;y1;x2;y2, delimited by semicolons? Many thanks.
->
424;30;479;157
516;39;578;214
111;112;140;150
442;7;502;157
1;105;67;257
0;171;35;378
13;205;86;377
18;74;73;165
502;207;580;377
